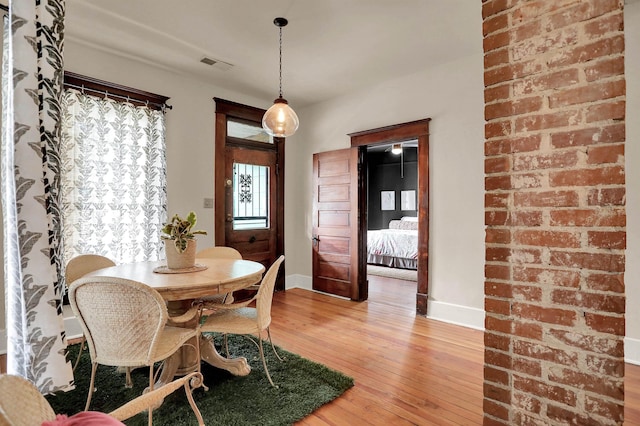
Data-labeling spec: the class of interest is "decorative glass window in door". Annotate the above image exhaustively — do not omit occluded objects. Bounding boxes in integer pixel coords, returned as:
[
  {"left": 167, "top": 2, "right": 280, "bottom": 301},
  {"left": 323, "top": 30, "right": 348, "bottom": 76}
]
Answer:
[{"left": 233, "top": 163, "right": 269, "bottom": 230}]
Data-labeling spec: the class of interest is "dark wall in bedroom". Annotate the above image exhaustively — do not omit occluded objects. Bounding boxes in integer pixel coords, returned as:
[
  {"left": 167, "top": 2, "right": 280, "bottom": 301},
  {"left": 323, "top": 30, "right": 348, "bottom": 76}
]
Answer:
[{"left": 367, "top": 147, "right": 418, "bottom": 230}]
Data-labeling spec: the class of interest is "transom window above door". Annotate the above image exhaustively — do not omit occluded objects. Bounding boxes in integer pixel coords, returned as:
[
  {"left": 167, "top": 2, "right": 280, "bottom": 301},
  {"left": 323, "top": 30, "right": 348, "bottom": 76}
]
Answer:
[{"left": 227, "top": 119, "right": 273, "bottom": 144}]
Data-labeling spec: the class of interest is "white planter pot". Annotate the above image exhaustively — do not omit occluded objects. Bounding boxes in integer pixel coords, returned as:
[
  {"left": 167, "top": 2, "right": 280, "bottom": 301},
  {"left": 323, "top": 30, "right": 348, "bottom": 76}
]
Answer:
[{"left": 164, "top": 239, "right": 197, "bottom": 269}]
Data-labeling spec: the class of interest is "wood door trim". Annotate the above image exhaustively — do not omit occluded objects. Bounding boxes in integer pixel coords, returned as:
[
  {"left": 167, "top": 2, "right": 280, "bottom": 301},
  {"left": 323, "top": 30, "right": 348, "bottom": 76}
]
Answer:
[{"left": 350, "top": 118, "right": 431, "bottom": 315}]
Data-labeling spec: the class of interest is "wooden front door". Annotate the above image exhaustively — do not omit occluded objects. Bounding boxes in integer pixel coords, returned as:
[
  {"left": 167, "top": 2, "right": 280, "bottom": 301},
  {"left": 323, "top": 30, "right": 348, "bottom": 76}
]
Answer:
[
  {"left": 224, "top": 145, "right": 278, "bottom": 266},
  {"left": 312, "top": 148, "right": 363, "bottom": 300}
]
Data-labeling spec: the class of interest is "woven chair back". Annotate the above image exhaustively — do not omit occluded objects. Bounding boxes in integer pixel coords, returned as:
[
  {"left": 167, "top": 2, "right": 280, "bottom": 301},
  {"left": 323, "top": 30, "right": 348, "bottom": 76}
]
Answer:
[
  {"left": 196, "top": 246, "right": 242, "bottom": 260},
  {"left": 0, "top": 374, "right": 56, "bottom": 425},
  {"left": 69, "top": 277, "right": 168, "bottom": 367},
  {"left": 255, "top": 256, "right": 285, "bottom": 329},
  {"left": 65, "top": 254, "right": 116, "bottom": 284}
]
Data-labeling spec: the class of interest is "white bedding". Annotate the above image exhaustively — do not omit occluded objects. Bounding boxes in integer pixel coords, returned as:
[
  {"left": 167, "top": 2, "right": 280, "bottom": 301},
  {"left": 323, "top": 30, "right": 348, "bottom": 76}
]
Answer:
[{"left": 367, "top": 228, "right": 418, "bottom": 270}]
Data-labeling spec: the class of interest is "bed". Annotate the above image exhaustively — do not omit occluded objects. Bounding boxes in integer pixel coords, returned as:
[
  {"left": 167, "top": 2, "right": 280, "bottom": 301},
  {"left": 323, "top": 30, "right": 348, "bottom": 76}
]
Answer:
[{"left": 367, "top": 217, "right": 418, "bottom": 270}]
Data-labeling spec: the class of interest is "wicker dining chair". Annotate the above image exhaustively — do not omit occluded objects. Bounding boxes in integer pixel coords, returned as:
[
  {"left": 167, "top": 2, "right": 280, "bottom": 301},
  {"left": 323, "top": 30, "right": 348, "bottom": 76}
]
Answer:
[
  {"left": 200, "top": 255, "right": 285, "bottom": 387},
  {"left": 68, "top": 276, "right": 202, "bottom": 423},
  {"left": 196, "top": 246, "right": 243, "bottom": 305},
  {"left": 65, "top": 254, "right": 117, "bottom": 374},
  {"left": 0, "top": 372, "right": 204, "bottom": 426}
]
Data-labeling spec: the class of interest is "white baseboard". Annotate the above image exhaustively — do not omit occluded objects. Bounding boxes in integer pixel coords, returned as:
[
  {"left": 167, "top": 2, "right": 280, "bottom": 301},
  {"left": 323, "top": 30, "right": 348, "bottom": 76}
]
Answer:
[
  {"left": 626, "top": 337, "right": 640, "bottom": 365},
  {"left": 427, "top": 299, "right": 485, "bottom": 331},
  {"left": 285, "top": 273, "right": 312, "bottom": 291}
]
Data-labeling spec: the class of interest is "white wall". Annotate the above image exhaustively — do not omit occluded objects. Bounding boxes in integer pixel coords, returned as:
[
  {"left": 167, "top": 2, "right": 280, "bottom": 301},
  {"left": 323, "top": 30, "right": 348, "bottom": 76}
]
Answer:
[
  {"left": 624, "top": 2, "right": 640, "bottom": 362},
  {"left": 285, "top": 51, "right": 487, "bottom": 327}
]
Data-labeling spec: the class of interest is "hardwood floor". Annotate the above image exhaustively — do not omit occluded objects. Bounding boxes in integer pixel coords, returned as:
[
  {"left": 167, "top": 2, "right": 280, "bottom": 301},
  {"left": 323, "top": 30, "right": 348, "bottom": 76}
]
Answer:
[{"left": 2, "top": 274, "right": 640, "bottom": 424}]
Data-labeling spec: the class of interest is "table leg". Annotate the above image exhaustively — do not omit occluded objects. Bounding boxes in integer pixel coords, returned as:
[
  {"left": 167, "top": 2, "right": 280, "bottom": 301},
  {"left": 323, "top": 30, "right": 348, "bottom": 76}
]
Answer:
[{"left": 200, "top": 334, "right": 251, "bottom": 376}]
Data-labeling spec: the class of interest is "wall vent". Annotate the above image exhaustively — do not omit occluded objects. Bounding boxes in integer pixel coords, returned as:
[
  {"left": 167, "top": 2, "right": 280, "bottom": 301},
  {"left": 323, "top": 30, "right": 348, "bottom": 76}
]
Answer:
[{"left": 200, "top": 56, "right": 233, "bottom": 71}]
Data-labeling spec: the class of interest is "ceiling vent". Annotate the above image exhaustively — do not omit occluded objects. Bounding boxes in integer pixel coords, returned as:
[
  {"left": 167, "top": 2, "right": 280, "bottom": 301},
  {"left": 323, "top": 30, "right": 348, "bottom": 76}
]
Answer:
[{"left": 199, "top": 56, "right": 233, "bottom": 71}]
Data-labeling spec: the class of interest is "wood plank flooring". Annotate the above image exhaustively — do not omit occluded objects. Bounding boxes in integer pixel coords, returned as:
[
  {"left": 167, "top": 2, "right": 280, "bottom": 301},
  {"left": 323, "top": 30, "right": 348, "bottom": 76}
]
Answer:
[{"left": 2, "top": 274, "right": 640, "bottom": 424}]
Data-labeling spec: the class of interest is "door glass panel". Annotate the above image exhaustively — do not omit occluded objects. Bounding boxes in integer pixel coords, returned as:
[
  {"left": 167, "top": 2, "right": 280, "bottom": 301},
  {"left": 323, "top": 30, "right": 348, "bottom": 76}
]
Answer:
[
  {"left": 227, "top": 119, "right": 273, "bottom": 143},
  {"left": 233, "top": 162, "right": 269, "bottom": 230}
]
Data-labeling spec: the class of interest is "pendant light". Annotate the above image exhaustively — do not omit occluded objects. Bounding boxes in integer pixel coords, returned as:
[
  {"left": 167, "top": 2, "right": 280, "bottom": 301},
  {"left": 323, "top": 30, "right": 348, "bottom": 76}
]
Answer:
[{"left": 262, "top": 17, "right": 299, "bottom": 138}]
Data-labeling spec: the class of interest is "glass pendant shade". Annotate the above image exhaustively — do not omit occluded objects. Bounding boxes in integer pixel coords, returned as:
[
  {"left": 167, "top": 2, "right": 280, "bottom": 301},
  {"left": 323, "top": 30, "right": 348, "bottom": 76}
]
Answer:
[
  {"left": 262, "top": 97, "right": 299, "bottom": 137},
  {"left": 391, "top": 143, "right": 402, "bottom": 155}
]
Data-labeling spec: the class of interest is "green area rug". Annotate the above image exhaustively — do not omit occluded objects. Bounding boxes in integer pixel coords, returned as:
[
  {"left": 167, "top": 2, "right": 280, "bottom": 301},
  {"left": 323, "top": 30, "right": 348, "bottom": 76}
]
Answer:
[{"left": 46, "top": 335, "right": 354, "bottom": 425}]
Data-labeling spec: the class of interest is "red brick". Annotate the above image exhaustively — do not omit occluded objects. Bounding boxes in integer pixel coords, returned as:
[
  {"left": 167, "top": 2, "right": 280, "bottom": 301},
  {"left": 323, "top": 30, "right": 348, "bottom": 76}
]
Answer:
[
  {"left": 485, "top": 83, "right": 511, "bottom": 103},
  {"left": 486, "top": 281, "right": 513, "bottom": 298},
  {"left": 486, "top": 193, "right": 509, "bottom": 208},
  {"left": 512, "top": 302, "right": 576, "bottom": 326},
  {"left": 514, "top": 230, "right": 580, "bottom": 248},
  {"left": 550, "top": 208, "right": 625, "bottom": 227},
  {"left": 483, "top": 415, "right": 510, "bottom": 426},
  {"left": 513, "top": 266, "right": 580, "bottom": 288},
  {"left": 547, "top": 35, "right": 625, "bottom": 68},
  {"left": 511, "top": 27, "right": 578, "bottom": 62},
  {"left": 484, "top": 31, "right": 511, "bottom": 52},
  {"left": 551, "top": 123, "right": 625, "bottom": 148},
  {"left": 548, "top": 367, "right": 623, "bottom": 399},
  {"left": 548, "top": 79, "right": 625, "bottom": 108},
  {"left": 587, "top": 187, "right": 626, "bottom": 206},
  {"left": 485, "top": 96, "right": 543, "bottom": 120},
  {"left": 486, "top": 175, "right": 511, "bottom": 191},
  {"left": 511, "top": 0, "right": 582, "bottom": 22},
  {"left": 512, "top": 58, "right": 545, "bottom": 79},
  {"left": 585, "top": 56, "right": 625, "bottom": 82},
  {"left": 513, "top": 375, "right": 577, "bottom": 406},
  {"left": 511, "top": 173, "right": 543, "bottom": 189},
  {"left": 513, "top": 358, "right": 542, "bottom": 377},
  {"left": 484, "top": 14, "right": 509, "bottom": 36},
  {"left": 485, "top": 365, "right": 510, "bottom": 386},
  {"left": 486, "top": 315, "right": 514, "bottom": 335},
  {"left": 584, "top": 272, "right": 624, "bottom": 293},
  {"left": 482, "top": 0, "right": 513, "bottom": 20},
  {"left": 587, "top": 231, "right": 626, "bottom": 250},
  {"left": 485, "top": 331, "right": 512, "bottom": 350},
  {"left": 548, "top": 329, "right": 624, "bottom": 357},
  {"left": 485, "top": 135, "right": 541, "bottom": 155},
  {"left": 486, "top": 264, "right": 511, "bottom": 280},
  {"left": 583, "top": 11, "right": 624, "bottom": 39},
  {"left": 486, "top": 210, "right": 509, "bottom": 226},
  {"left": 513, "top": 151, "right": 578, "bottom": 171},
  {"left": 510, "top": 248, "right": 542, "bottom": 264},
  {"left": 513, "top": 190, "right": 579, "bottom": 208},
  {"left": 550, "top": 166, "right": 624, "bottom": 187},
  {"left": 486, "top": 228, "right": 511, "bottom": 244},
  {"left": 485, "top": 156, "right": 511, "bottom": 174},
  {"left": 485, "top": 64, "right": 515, "bottom": 86},
  {"left": 547, "top": 404, "right": 606, "bottom": 426},
  {"left": 546, "top": 0, "right": 621, "bottom": 31},
  {"left": 549, "top": 250, "right": 625, "bottom": 272},
  {"left": 512, "top": 20, "right": 542, "bottom": 43},
  {"left": 515, "top": 110, "right": 580, "bottom": 133},
  {"left": 484, "top": 382, "right": 511, "bottom": 404},
  {"left": 585, "top": 313, "right": 625, "bottom": 335},
  {"left": 586, "top": 354, "right": 624, "bottom": 378},
  {"left": 508, "top": 211, "right": 543, "bottom": 227},
  {"left": 513, "top": 340, "right": 578, "bottom": 366},
  {"left": 512, "top": 392, "right": 542, "bottom": 414},
  {"left": 587, "top": 143, "right": 624, "bottom": 165},
  {"left": 586, "top": 99, "right": 625, "bottom": 122},
  {"left": 551, "top": 289, "right": 625, "bottom": 313},
  {"left": 512, "top": 69, "right": 579, "bottom": 96},
  {"left": 513, "top": 321, "right": 543, "bottom": 340},
  {"left": 512, "top": 285, "right": 543, "bottom": 302},
  {"left": 585, "top": 396, "right": 624, "bottom": 422},
  {"left": 485, "top": 121, "right": 512, "bottom": 139},
  {"left": 484, "top": 399, "right": 510, "bottom": 421},
  {"left": 486, "top": 246, "right": 511, "bottom": 261},
  {"left": 486, "top": 298, "right": 512, "bottom": 316}
]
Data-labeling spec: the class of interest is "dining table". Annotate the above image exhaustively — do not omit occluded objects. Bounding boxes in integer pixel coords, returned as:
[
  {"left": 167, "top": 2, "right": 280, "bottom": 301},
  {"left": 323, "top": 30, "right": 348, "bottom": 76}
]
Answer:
[{"left": 86, "top": 257, "right": 265, "bottom": 387}]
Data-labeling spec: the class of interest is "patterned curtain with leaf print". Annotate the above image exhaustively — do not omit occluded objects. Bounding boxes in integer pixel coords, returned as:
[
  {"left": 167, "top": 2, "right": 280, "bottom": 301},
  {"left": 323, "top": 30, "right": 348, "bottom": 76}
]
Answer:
[
  {"left": 60, "top": 89, "right": 167, "bottom": 266},
  {"left": 1, "top": 0, "right": 74, "bottom": 392}
]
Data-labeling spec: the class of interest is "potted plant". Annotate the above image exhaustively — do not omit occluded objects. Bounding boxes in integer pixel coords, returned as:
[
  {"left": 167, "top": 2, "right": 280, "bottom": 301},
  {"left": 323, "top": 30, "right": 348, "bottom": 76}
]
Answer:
[{"left": 161, "top": 211, "right": 207, "bottom": 269}]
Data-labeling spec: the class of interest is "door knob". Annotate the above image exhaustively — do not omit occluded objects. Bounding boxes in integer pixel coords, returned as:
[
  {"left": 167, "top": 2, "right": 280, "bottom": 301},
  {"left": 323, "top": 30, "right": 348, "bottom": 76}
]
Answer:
[{"left": 249, "top": 235, "right": 256, "bottom": 243}]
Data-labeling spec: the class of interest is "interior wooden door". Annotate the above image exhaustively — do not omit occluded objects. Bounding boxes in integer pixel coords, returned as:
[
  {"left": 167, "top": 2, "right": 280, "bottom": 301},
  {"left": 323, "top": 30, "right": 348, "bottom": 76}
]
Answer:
[
  {"left": 312, "top": 148, "right": 362, "bottom": 300},
  {"left": 224, "top": 145, "right": 277, "bottom": 267}
]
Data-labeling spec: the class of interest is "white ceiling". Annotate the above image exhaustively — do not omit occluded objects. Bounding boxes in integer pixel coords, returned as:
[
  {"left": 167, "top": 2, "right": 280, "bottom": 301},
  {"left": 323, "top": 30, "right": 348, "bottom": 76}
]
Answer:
[{"left": 65, "top": 0, "right": 481, "bottom": 108}]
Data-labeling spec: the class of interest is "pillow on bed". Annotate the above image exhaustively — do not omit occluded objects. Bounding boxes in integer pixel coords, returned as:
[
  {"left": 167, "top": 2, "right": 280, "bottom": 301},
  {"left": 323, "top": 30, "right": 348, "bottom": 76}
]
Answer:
[
  {"left": 401, "top": 216, "right": 418, "bottom": 222},
  {"left": 389, "top": 219, "right": 418, "bottom": 230}
]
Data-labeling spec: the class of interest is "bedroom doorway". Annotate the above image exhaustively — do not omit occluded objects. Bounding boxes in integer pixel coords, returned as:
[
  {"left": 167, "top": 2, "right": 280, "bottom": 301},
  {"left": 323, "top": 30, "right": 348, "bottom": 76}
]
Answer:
[{"left": 349, "top": 119, "right": 430, "bottom": 315}]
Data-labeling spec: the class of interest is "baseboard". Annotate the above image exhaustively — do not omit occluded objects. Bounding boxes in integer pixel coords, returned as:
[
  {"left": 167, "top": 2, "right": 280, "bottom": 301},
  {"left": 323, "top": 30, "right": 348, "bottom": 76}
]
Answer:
[
  {"left": 285, "top": 273, "right": 312, "bottom": 291},
  {"left": 427, "top": 299, "right": 485, "bottom": 331},
  {"left": 626, "top": 337, "right": 640, "bottom": 365}
]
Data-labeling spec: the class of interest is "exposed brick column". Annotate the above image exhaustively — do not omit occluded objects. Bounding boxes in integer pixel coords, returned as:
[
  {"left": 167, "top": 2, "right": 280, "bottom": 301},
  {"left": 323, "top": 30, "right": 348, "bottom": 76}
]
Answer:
[{"left": 482, "top": 0, "right": 626, "bottom": 424}]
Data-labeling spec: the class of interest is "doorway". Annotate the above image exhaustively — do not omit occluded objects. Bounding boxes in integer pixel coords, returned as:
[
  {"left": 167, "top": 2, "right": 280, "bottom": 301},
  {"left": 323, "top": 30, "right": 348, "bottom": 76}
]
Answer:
[
  {"left": 214, "top": 98, "right": 285, "bottom": 290},
  {"left": 350, "top": 119, "right": 430, "bottom": 315}
]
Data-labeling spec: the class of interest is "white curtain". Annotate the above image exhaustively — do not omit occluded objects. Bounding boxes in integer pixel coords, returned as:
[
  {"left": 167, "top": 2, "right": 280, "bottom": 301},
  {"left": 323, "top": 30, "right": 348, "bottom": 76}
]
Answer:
[
  {"left": 60, "top": 89, "right": 167, "bottom": 266},
  {"left": 1, "top": 0, "right": 73, "bottom": 392}
]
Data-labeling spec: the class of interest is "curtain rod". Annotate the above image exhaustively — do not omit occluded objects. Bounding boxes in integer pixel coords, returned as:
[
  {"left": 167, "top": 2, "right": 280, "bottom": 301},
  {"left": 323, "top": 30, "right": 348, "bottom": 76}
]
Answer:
[{"left": 64, "top": 83, "right": 173, "bottom": 112}]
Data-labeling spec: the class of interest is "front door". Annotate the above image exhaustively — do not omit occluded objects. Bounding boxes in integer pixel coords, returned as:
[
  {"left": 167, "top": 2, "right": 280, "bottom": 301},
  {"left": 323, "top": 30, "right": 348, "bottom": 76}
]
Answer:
[
  {"left": 224, "top": 145, "right": 277, "bottom": 267},
  {"left": 311, "top": 148, "right": 363, "bottom": 300}
]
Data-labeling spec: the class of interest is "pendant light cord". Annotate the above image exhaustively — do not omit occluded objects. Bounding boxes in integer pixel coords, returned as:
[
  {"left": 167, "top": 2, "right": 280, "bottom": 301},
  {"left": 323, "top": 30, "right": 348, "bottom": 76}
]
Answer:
[{"left": 278, "top": 25, "right": 283, "bottom": 98}]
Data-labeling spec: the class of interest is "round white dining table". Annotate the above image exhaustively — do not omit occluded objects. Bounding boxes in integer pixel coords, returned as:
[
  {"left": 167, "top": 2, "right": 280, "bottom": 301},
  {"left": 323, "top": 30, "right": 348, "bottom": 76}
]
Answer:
[{"left": 86, "top": 257, "right": 265, "bottom": 383}]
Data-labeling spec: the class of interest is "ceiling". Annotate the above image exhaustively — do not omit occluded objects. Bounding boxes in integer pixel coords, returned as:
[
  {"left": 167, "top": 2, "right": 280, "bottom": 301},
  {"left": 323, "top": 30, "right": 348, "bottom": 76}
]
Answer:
[{"left": 65, "top": 0, "right": 481, "bottom": 108}]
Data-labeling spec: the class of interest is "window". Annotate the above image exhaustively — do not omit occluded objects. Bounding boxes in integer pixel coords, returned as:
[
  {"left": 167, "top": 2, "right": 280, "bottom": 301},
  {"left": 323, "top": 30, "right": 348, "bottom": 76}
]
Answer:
[{"left": 60, "top": 73, "right": 169, "bottom": 266}]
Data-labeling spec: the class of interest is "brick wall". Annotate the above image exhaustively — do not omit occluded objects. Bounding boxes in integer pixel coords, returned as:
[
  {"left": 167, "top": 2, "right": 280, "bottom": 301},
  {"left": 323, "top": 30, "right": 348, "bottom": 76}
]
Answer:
[{"left": 482, "top": 0, "right": 626, "bottom": 424}]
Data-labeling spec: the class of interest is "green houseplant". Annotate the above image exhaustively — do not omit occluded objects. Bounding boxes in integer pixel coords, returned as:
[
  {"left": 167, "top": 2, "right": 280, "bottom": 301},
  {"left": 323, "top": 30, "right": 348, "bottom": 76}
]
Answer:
[{"left": 161, "top": 212, "right": 207, "bottom": 269}]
